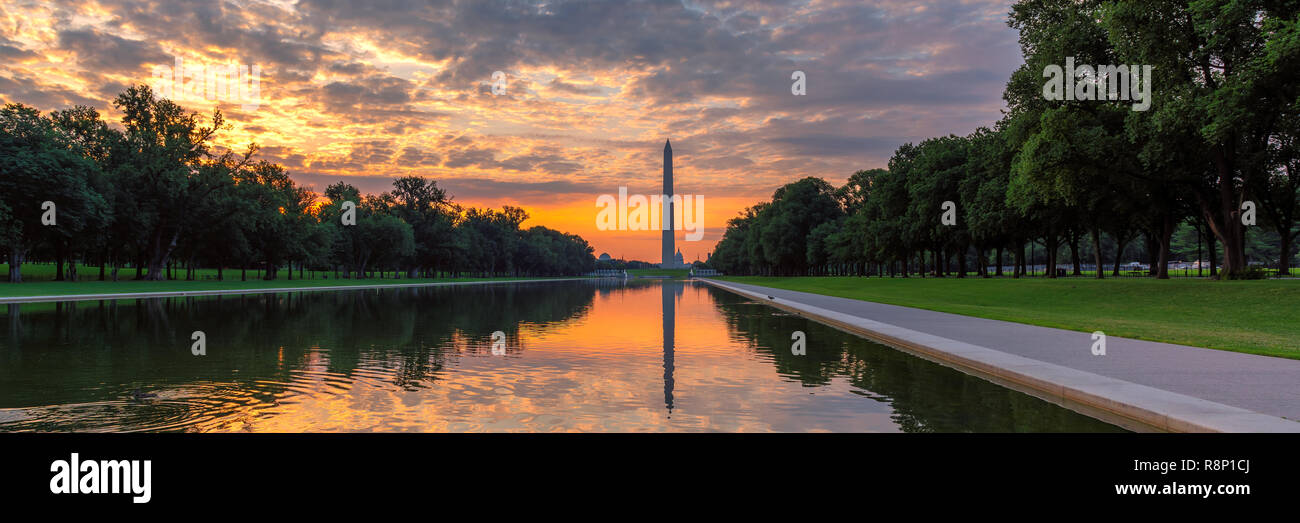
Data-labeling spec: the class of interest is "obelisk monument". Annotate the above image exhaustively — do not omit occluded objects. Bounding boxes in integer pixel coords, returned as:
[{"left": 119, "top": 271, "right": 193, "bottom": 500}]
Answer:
[{"left": 661, "top": 139, "right": 674, "bottom": 268}]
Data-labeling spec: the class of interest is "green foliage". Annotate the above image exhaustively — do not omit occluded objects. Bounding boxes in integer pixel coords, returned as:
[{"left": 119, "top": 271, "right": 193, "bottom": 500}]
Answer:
[
  {"left": 0, "top": 87, "right": 596, "bottom": 284},
  {"left": 712, "top": 0, "right": 1300, "bottom": 281},
  {"left": 711, "top": 178, "right": 843, "bottom": 276},
  {"left": 0, "top": 103, "right": 109, "bottom": 282}
]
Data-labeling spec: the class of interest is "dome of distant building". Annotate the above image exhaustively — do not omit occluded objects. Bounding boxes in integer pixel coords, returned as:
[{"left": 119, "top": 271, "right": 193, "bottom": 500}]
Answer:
[{"left": 598, "top": 253, "right": 612, "bottom": 261}]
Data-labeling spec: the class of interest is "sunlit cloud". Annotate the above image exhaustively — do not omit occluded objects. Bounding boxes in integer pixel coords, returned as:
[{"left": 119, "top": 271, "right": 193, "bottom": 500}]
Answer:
[{"left": 0, "top": 0, "right": 1022, "bottom": 260}]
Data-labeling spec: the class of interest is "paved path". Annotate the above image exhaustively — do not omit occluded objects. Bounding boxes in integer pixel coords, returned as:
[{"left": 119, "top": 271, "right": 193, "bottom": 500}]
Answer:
[{"left": 702, "top": 279, "right": 1300, "bottom": 431}]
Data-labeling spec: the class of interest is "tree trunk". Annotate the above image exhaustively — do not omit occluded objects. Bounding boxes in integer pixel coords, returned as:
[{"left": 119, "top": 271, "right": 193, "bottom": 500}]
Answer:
[
  {"left": 145, "top": 229, "right": 180, "bottom": 281},
  {"left": 1090, "top": 228, "right": 1104, "bottom": 279},
  {"left": 1199, "top": 179, "right": 1247, "bottom": 276},
  {"left": 1208, "top": 234, "right": 1218, "bottom": 277},
  {"left": 1044, "top": 235, "right": 1060, "bottom": 279},
  {"left": 1068, "top": 235, "right": 1082, "bottom": 276},
  {"left": 1278, "top": 230, "right": 1294, "bottom": 276},
  {"left": 1156, "top": 215, "right": 1175, "bottom": 279},
  {"left": 1113, "top": 232, "right": 1129, "bottom": 276},
  {"left": 7, "top": 249, "right": 23, "bottom": 283},
  {"left": 1012, "top": 243, "right": 1023, "bottom": 279},
  {"left": 957, "top": 245, "right": 967, "bottom": 278},
  {"left": 1145, "top": 232, "right": 1159, "bottom": 276}
]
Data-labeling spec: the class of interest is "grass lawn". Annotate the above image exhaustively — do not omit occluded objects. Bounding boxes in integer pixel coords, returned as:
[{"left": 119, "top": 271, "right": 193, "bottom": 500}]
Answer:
[
  {"left": 720, "top": 275, "right": 1300, "bottom": 359},
  {"left": 0, "top": 263, "right": 574, "bottom": 299}
]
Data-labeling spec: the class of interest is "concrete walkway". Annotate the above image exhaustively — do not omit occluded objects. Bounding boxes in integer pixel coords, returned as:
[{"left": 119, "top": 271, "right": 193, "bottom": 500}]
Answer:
[
  {"left": 701, "top": 279, "right": 1300, "bottom": 432},
  {"left": 0, "top": 278, "right": 586, "bottom": 304}
]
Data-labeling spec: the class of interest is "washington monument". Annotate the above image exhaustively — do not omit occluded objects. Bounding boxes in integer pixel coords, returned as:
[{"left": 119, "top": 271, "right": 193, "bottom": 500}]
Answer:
[{"left": 661, "top": 139, "right": 680, "bottom": 268}]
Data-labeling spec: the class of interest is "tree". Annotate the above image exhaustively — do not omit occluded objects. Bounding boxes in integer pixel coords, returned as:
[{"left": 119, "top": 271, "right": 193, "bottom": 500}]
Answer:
[
  {"left": 48, "top": 105, "right": 118, "bottom": 281},
  {"left": 112, "top": 85, "right": 247, "bottom": 280},
  {"left": 0, "top": 104, "right": 108, "bottom": 283},
  {"left": 1104, "top": 0, "right": 1300, "bottom": 276},
  {"left": 962, "top": 126, "right": 1018, "bottom": 276},
  {"left": 904, "top": 135, "right": 970, "bottom": 276},
  {"left": 386, "top": 176, "right": 456, "bottom": 277},
  {"left": 758, "top": 177, "right": 842, "bottom": 275}
]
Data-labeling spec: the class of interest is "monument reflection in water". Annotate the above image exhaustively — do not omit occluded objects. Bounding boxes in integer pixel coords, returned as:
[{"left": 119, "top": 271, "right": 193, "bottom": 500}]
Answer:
[{"left": 0, "top": 280, "right": 1122, "bottom": 432}]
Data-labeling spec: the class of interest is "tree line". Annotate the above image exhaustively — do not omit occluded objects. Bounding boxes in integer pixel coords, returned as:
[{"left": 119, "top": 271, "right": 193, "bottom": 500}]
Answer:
[
  {"left": 711, "top": 0, "right": 1300, "bottom": 279},
  {"left": 0, "top": 85, "right": 597, "bottom": 283}
]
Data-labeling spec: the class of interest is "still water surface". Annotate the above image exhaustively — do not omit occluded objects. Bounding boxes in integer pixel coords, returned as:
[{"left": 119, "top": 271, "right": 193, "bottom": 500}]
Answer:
[{"left": 0, "top": 280, "right": 1122, "bottom": 432}]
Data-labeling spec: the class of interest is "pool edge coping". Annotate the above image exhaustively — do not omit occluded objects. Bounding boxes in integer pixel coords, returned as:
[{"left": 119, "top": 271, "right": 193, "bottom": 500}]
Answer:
[
  {"left": 698, "top": 278, "right": 1299, "bottom": 433},
  {"left": 0, "top": 277, "right": 590, "bottom": 304}
]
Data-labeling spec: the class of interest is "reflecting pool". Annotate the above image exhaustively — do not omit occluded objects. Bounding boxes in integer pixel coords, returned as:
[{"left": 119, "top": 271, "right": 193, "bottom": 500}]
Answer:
[{"left": 0, "top": 280, "right": 1123, "bottom": 432}]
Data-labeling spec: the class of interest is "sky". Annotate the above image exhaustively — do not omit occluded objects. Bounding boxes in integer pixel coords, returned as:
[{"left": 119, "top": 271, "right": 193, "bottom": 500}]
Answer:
[{"left": 0, "top": 0, "right": 1024, "bottom": 262}]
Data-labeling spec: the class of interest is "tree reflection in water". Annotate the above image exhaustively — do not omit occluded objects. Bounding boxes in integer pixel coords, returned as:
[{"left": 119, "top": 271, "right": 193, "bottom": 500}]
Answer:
[{"left": 0, "top": 280, "right": 1123, "bottom": 432}]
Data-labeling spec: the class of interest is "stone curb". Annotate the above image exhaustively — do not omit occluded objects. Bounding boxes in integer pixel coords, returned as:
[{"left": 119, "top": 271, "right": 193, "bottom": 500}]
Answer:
[{"left": 699, "top": 278, "right": 1299, "bottom": 433}]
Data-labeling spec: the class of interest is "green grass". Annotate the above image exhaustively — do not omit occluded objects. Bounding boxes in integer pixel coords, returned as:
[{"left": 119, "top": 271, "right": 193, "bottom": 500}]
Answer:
[
  {"left": 720, "top": 275, "right": 1300, "bottom": 359},
  {"left": 0, "top": 263, "right": 572, "bottom": 299}
]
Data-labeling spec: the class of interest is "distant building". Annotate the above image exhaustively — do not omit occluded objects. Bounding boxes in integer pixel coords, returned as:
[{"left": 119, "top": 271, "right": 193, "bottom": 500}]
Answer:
[{"left": 598, "top": 253, "right": 612, "bottom": 262}]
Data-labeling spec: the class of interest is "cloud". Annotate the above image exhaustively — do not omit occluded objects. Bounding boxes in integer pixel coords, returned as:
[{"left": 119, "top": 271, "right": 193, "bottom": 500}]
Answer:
[
  {"left": 57, "top": 28, "right": 169, "bottom": 72},
  {"left": 3, "top": 0, "right": 1024, "bottom": 260}
]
